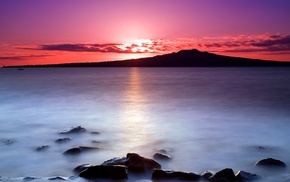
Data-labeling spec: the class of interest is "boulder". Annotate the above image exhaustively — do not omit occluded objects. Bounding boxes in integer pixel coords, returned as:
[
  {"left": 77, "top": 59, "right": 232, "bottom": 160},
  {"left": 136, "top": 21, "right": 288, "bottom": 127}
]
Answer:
[
  {"left": 59, "top": 126, "right": 86, "bottom": 134},
  {"left": 79, "top": 165, "right": 127, "bottom": 180},
  {"left": 126, "top": 153, "right": 161, "bottom": 172},
  {"left": 102, "top": 157, "right": 127, "bottom": 166},
  {"left": 254, "top": 158, "right": 286, "bottom": 168},
  {"left": 209, "top": 168, "right": 236, "bottom": 182},
  {"left": 152, "top": 169, "right": 200, "bottom": 181},
  {"left": 235, "top": 171, "right": 261, "bottom": 182},
  {"left": 55, "top": 138, "right": 71, "bottom": 143},
  {"left": 90, "top": 131, "right": 100, "bottom": 135},
  {"left": 153, "top": 152, "right": 171, "bottom": 160},
  {"left": 101, "top": 153, "right": 161, "bottom": 173}
]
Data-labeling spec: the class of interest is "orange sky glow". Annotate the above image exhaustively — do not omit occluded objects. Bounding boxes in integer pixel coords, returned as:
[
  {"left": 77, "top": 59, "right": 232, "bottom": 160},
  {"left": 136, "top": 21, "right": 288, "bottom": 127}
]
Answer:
[{"left": 1, "top": 0, "right": 290, "bottom": 66}]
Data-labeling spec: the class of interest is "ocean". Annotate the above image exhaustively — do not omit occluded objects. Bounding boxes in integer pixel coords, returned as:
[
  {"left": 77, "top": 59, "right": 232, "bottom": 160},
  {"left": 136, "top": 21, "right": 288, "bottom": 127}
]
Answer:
[{"left": 1, "top": 67, "right": 290, "bottom": 181}]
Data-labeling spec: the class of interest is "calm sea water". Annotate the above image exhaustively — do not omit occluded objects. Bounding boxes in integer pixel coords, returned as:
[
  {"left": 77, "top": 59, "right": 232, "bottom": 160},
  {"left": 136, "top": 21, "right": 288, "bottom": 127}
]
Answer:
[{"left": 1, "top": 67, "right": 290, "bottom": 181}]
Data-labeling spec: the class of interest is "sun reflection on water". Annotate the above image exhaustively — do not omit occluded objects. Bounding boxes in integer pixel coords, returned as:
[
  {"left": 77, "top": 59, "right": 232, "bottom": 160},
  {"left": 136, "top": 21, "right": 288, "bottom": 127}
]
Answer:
[{"left": 117, "top": 68, "right": 153, "bottom": 153}]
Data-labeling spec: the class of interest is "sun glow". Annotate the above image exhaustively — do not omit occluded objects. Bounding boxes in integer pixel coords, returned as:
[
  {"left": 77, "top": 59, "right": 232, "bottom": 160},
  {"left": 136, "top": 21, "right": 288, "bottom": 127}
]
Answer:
[{"left": 118, "top": 39, "right": 155, "bottom": 53}]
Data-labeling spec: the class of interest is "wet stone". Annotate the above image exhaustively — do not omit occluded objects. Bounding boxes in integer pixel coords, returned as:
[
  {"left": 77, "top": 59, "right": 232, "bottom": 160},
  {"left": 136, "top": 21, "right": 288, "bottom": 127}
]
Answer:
[
  {"left": 35, "top": 145, "right": 49, "bottom": 151},
  {"left": 63, "top": 147, "right": 82, "bottom": 155},
  {"left": 102, "top": 157, "right": 128, "bottom": 166},
  {"left": 209, "top": 168, "right": 236, "bottom": 182},
  {"left": 48, "top": 176, "right": 68, "bottom": 180},
  {"left": 59, "top": 126, "right": 86, "bottom": 134},
  {"left": 63, "top": 146, "right": 99, "bottom": 155},
  {"left": 126, "top": 153, "right": 161, "bottom": 173},
  {"left": 55, "top": 138, "right": 71, "bottom": 143},
  {"left": 255, "top": 158, "right": 286, "bottom": 168},
  {"left": 152, "top": 169, "right": 200, "bottom": 181},
  {"left": 153, "top": 152, "right": 171, "bottom": 160},
  {"left": 23, "top": 176, "right": 39, "bottom": 181},
  {"left": 235, "top": 170, "right": 262, "bottom": 182},
  {"left": 2, "top": 139, "right": 15, "bottom": 145},
  {"left": 202, "top": 171, "right": 214, "bottom": 180}
]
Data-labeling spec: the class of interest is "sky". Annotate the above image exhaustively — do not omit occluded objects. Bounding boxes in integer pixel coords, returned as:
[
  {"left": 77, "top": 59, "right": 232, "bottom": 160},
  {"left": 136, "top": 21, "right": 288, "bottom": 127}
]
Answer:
[{"left": 1, "top": 0, "right": 290, "bottom": 66}]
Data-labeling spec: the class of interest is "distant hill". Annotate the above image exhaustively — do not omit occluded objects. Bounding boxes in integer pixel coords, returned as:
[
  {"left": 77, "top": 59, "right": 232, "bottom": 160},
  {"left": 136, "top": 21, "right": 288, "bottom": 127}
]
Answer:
[{"left": 6, "top": 49, "right": 290, "bottom": 67}]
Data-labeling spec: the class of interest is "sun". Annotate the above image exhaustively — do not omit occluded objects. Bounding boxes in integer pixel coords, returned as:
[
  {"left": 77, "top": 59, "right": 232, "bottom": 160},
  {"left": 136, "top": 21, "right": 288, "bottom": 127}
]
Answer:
[
  {"left": 118, "top": 39, "right": 155, "bottom": 53},
  {"left": 131, "top": 47, "right": 138, "bottom": 52}
]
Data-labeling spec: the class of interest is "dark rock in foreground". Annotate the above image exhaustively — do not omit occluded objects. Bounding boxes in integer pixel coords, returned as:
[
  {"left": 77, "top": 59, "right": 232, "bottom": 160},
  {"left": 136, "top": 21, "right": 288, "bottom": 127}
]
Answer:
[
  {"left": 235, "top": 170, "right": 262, "bottom": 182},
  {"left": 79, "top": 165, "right": 128, "bottom": 180},
  {"left": 102, "top": 157, "right": 128, "bottom": 166},
  {"left": 209, "top": 168, "right": 236, "bottom": 182},
  {"left": 126, "top": 153, "right": 161, "bottom": 172},
  {"left": 153, "top": 152, "right": 171, "bottom": 160},
  {"left": 152, "top": 169, "right": 200, "bottom": 181},
  {"left": 59, "top": 126, "right": 86, "bottom": 134},
  {"left": 101, "top": 153, "right": 161, "bottom": 173},
  {"left": 255, "top": 158, "right": 286, "bottom": 168},
  {"left": 63, "top": 146, "right": 99, "bottom": 155}
]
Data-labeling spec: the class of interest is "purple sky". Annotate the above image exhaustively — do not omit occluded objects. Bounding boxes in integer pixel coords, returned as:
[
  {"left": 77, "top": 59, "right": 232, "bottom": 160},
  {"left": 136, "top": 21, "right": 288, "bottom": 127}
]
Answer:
[{"left": 1, "top": 0, "right": 290, "bottom": 66}]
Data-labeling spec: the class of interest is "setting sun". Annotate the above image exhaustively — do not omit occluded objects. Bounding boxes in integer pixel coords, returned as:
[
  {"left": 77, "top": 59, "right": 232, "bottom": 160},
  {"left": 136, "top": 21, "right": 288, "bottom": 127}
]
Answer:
[{"left": 118, "top": 39, "right": 155, "bottom": 53}]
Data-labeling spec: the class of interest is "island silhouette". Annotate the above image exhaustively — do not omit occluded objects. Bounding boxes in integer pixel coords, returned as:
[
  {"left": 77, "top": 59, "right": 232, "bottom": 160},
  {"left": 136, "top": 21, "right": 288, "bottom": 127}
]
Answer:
[{"left": 6, "top": 49, "right": 290, "bottom": 67}]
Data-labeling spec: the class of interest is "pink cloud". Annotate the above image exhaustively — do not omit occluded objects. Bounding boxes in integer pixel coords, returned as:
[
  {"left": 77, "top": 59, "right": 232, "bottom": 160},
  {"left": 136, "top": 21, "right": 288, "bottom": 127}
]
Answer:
[{"left": 14, "top": 33, "right": 290, "bottom": 56}]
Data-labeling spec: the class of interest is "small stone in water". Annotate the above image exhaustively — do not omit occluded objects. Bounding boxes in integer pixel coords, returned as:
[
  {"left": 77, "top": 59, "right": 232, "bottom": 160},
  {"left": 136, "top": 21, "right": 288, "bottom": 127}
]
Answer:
[{"left": 35, "top": 145, "right": 49, "bottom": 151}]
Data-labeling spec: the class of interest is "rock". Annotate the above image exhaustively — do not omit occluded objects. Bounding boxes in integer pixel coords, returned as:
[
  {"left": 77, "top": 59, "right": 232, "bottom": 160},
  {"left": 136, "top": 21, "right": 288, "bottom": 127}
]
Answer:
[
  {"left": 152, "top": 169, "right": 200, "bottom": 181},
  {"left": 90, "top": 131, "right": 100, "bottom": 135},
  {"left": 74, "top": 164, "right": 93, "bottom": 174},
  {"left": 92, "top": 140, "right": 102, "bottom": 144},
  {"left": 23, "top": 176, "right": 39, "bottom": 181},
  {"left": 101, "top": 153, "right": 161, "bottom": 173},
  {"left": 59, "top": 126, "right": 86, "bottom": 134},
  {"left": 209, "top": 168, "right": 236, "bottom": 182},
  {"left": 235, "top": 171, "right": 261, "bottom": 182},
  {"left": 35, "top": 145, "right": 49, "bottom": 151},
  {"left": 63, "top": 147, "right": 81, "bottom": 155},
  {"left": 202, "top": 171, "right": 214, "bottom": 180},
  {"left": 48, "top": 176, "right": 68, "bottom": 180},
  {"left": 102, "top": 157, "right": 128, "bottom": 166},
  {"left": 153, "top": 152, "right": 171, "bottom": 160},
  {"left": 2, "top": 139, "right": 15, "bottom": 145},
  {"left": 157, "top": 149, "right": 168, "bottom": 154},
  {"left": 254, "top": 158, "right": 286, "bottom": 168},
  {"left": 63, "top": 146, "right": 99, "bottom": 155},
  {"left": 258, "top": 146, "right": 265, "bottom": 150},
  {"left": 55, "top": 138, "right": 71, "bottom": 143},
  {"left": 126, "top": 153, "right": 161, "bottom": 172},
  {"left": 79, "top": 165, "right": 128, "bottom": 180}
]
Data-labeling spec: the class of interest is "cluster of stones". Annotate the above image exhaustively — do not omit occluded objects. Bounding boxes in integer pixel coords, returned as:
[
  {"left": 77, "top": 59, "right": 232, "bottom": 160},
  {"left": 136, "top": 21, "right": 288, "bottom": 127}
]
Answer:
[
  {"left": 74, "top": 152, "right": 287, "bottom": 182},
  {"left": 2, "top": 126, "right": 288, "bottom": 181},
  {"left": 33, "top": 126, "right": 101, "bottom": 154}
]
